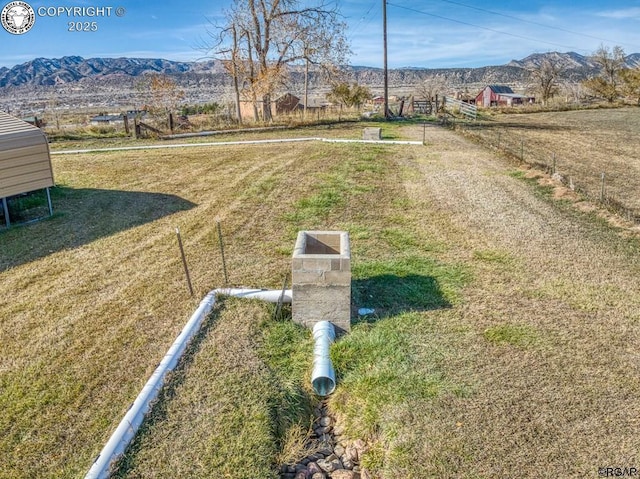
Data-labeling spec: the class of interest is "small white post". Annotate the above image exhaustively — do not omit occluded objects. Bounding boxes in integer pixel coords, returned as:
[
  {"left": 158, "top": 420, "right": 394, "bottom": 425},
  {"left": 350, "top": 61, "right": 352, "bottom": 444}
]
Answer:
[
  {"left": 2, "top": 197, "right": 9, "bottom": 227},
  {"left": 46, "top": 187, "right": 53, "bottom": 216}
]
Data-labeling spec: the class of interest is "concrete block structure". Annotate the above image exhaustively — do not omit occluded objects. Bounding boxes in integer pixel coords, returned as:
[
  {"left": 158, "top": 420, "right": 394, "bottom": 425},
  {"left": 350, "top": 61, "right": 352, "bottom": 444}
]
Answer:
[
  {"left": 363, "top": 127, "right": 382, "bottom": 141},
  {"left": 292, "top": 231, "right": 351, "bottom": 333}
]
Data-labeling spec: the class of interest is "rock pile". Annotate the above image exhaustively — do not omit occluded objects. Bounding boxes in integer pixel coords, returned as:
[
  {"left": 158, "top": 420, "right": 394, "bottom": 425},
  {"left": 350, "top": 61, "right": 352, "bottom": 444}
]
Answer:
[{"left": 279, "top": 401, "right": 371, "bottom": 479}]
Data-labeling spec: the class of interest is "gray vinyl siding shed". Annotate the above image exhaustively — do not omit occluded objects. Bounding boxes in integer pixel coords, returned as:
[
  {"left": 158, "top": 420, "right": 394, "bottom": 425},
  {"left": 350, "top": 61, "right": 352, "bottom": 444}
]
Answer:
[{"left": 0, "top": 111, "right": 53, "bottom": 199}]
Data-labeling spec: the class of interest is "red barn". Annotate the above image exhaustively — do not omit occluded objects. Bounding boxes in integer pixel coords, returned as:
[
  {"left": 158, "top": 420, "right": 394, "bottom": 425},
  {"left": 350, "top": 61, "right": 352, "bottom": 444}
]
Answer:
[{"left": 476, "top": 85, "right": 534, "bottom": 107}]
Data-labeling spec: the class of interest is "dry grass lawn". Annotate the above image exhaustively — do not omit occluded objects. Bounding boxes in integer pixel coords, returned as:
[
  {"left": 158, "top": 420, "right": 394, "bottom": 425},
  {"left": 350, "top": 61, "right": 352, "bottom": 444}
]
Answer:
[
  {"left": 2, "top": 120, "right": 640, "bottom": 478},
  {"left": 2, "top": 128, "right": 431, "bottom": 478},
  {"left": 461, "top": 107, "right": 640, "bottom": 218},
  {"left": 372, "top": 123, "right": 640, "bottom": 478}
]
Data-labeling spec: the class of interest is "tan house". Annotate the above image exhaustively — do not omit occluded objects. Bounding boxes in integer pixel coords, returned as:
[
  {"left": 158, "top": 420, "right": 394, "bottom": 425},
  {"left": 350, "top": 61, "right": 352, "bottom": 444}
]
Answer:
[
  {"left": 0, "top": 111, "right": 54, "bottom": 226},
  {"left": 239, "top": 93, "right": 302, "bottom": 121}
]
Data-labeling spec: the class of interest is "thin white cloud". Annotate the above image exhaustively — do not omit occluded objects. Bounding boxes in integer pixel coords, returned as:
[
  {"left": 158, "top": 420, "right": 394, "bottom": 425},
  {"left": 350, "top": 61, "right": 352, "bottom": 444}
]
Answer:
[
  {"left": 597, "top": 7, "right": 640, "bottom": 20},
  {"left": 124, "top": 22, "right": 211, "bottom": 40},
  {"left": 92, "top": 50, "right": 203, "bottom": 62}
]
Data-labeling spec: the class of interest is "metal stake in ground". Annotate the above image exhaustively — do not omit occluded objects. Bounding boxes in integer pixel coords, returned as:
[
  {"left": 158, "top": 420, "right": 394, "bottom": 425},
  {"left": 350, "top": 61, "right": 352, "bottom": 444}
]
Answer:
[
  {"left": 273, "top": 273, "right": 289, "bottom": 321},
  {"left": 216, "top": 221, "right": 229, "bottom": 287},
  {"left": 175, "top": 227, "right": 194, "bottom": 296},
  {"left": 600, "top": 172, "right": 606, "bottom": 202}
]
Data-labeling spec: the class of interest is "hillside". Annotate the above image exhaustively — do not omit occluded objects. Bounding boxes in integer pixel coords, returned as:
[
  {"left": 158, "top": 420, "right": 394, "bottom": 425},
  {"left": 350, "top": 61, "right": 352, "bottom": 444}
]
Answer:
[
  {"left": 0, "top": 56, "right": 220, "bottom": 88},
  {"left": 0, "top": 52, "right": 638, "bottom": 112}
]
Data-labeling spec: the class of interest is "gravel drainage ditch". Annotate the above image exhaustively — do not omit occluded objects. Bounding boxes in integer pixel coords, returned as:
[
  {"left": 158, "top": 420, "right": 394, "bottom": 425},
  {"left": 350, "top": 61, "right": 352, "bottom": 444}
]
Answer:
[{"left": 279, "top": 400, "right": 370, "bottom": 479}]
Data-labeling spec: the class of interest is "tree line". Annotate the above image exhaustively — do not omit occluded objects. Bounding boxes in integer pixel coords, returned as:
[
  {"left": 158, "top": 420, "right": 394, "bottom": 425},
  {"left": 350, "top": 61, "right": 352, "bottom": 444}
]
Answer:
[
  {"left": 530, "top": 45, "right": 640, "bottom": 105},
  {"left": 207, "top": 0, "right": 349, "bottom": 123}
]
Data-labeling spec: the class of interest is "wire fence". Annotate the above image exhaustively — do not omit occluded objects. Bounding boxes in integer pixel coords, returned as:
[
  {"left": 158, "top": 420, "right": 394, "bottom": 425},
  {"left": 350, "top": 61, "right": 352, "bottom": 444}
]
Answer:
[{"left": 443, "top": 118, "right": 640, "bottom": 224}]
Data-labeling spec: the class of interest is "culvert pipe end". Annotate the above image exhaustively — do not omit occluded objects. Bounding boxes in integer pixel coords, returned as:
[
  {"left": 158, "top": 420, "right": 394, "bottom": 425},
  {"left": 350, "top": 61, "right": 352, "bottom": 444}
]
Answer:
[{"left": 311, "top": 321, "right": 336, "bottom": 396}]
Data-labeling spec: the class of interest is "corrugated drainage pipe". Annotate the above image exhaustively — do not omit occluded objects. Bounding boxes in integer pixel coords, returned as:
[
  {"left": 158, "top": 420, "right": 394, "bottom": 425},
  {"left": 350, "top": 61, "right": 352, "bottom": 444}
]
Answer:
[
  {"left": 311, "top": 321, "right": 336, "bottom": 396},
  {"left": 85, "top": 287, "right": 292, "bottom": 479}
]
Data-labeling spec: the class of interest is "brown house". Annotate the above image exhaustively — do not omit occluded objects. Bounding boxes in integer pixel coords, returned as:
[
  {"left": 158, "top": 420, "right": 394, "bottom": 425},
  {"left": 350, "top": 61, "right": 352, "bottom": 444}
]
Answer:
[
  {"left": 476, "top": 85, "right": 535, "bottom": 107},
  {"left": 239, "top": 93, "right": 302, "bottom": 121}
]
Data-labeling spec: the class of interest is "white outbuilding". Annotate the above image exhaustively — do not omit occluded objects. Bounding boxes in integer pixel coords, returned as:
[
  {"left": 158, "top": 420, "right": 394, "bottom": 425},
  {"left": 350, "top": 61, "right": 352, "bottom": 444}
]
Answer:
[{"left": 0, "top": 111, "right": 54, "bottom": 227}]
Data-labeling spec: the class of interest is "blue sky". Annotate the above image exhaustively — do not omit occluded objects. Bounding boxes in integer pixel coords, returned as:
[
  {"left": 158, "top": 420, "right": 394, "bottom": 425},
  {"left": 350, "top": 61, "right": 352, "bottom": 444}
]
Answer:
[{"left": 1, "top": 0, "right": 640, "bottom": 69}]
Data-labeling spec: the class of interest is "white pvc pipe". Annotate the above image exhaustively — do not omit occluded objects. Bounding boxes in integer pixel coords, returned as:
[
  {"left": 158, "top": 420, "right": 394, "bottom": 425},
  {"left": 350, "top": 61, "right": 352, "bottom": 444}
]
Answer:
[
  {"left": 321, "top": 138, "right": 423, "bottom": 145},
  {"left": 85, "top": 287, "right": 291, "bottom": 479},
  {"left": 51, "top": 137, "right": 423, "bottom": 155},
  {"left": 218, "top": 287, "right": 292, "bottom": 303},
  {"left": 311, "top": 321, "right": 337, "bottom": 396}
]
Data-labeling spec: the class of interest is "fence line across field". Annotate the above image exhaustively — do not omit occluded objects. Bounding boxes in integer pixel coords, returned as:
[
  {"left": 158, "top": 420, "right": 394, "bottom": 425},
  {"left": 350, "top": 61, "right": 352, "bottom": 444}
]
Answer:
[{"left": 449, "top": 120, "right": 639, "bottom": 224}]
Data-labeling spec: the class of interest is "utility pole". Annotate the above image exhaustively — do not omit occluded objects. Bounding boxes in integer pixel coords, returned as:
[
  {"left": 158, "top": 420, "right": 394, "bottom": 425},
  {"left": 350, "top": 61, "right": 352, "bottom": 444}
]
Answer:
[{"left": 383, "top": 0, "right": 389, "bottom": 119}]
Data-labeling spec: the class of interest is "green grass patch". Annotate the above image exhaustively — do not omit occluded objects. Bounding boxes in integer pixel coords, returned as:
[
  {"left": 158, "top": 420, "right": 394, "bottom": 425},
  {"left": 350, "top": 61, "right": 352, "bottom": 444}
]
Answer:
[
  {"left": 283, "top": 173, "right": 349, "bottom": 226},
  {"left": 483, "top": 323, "right": 539, "bottom": 347},
  {"left": 508, "top": 169, "right": 556, "bottom": 198},
  {"left": 258, "top": 313, "right": 317, "bottom": 462},
  {"left": 330, "top": 312, "right": 462, "bottom": 441},
  {"left": 113, "top": 299, "right": 313, "bottom": 479},
  {"left": 472, "top": 248, "right": 517, "bottom": 267}
]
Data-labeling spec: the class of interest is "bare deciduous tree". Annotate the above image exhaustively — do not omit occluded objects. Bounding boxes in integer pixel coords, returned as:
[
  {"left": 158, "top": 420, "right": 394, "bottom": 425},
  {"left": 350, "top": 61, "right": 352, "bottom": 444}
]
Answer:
[
  {"left": 583, "top": 45, "right": 627, "bottom": 102},
  {"left": 415, "top": 74, "right": 447, "bottom": 102},
  {"left": 620, "top": 66, "right": 640, "bottom": 105},
  {"left": 207, "top": 0, "right": 348, "bottom": 123},
  {"left": 147, "top": 74, "right": 185, "bottom": 115},
  {"left": 297, "top": 15, "right": 349, "bottom": 118},
  {"left": 560, "top": 79, "right": 587, "bottom": 104},
  {"left": 528, "top": 57, "right": 564, "bottom": 105}
]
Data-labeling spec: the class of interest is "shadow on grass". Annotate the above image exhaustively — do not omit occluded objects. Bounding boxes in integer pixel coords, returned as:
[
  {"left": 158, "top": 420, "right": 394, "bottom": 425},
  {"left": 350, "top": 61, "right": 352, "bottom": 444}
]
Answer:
[
  {"left": 465, "top": 121, "right": 573, "bottom": 132},
  {"left": 0, "top": 186, "right": 196, "bottom": 270},
  {"left": 351, "top": 273, "right": 451, "bottom": 324}
]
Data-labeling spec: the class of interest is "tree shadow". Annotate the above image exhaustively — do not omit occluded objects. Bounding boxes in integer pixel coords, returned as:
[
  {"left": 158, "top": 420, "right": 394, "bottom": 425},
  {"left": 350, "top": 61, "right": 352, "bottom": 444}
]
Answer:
[
  {"left": 351, "top": 273, "right": 451, "bottom": 324},
  {"left": 0, "top": 186, "right": 196, "bottom": 270},
  {"left": 470, "top": 121, "right": 573, "bottom": 132}
]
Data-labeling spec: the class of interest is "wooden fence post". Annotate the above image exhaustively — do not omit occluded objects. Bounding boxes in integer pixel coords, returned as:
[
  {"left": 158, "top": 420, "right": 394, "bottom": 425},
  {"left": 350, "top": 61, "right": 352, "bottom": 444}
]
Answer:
[{"left": 123, "top": 114, "right": 130, "bottom": 135}]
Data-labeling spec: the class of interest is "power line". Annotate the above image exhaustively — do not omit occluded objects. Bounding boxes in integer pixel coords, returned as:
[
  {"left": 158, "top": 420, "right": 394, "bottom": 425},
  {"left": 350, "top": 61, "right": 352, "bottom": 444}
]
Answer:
[
  {"left": 387, "top": 2, "right": 588, "bottom": 53},
  {"left": 433, "top": 0, "right": 637, "bottom": 49},
  {"left": 347, "top": 0, "right": 380, "bottom": 41}
]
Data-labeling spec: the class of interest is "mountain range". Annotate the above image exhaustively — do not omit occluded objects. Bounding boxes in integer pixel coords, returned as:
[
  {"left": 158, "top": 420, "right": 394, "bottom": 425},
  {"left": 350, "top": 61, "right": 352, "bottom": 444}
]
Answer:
[
  {"left": 2, "top": 52, "right": 640, "bottom": 113},
  {"left": 2, "top": 52, "right": 640, "bottom": 89}
]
